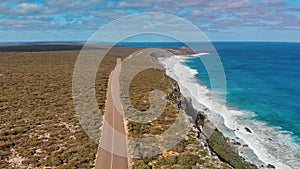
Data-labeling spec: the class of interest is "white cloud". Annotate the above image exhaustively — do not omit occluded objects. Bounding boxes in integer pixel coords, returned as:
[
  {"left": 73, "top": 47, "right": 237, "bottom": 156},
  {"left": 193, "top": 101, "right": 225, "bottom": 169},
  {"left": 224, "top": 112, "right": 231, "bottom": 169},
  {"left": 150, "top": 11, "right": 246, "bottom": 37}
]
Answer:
[
  {"left": 0, "top": 0, "right": 299, "bottom": 33},
  {"left": 45, "top": 0, "right": 103, "bottom": 9},
  {"left": 13, "top": 3, "right": 43, "bottom": 14}
]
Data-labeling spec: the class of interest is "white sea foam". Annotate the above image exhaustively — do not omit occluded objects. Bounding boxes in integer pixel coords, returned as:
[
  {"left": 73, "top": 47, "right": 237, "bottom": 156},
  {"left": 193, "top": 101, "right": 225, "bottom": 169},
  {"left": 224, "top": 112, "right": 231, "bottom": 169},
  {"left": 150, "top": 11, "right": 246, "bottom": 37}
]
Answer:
[
  {"left": 160, "top": 54, "right": 300, "bottom": 169},
  {"left": 190, "top": 52, "right": 210, "bottom": 57}
]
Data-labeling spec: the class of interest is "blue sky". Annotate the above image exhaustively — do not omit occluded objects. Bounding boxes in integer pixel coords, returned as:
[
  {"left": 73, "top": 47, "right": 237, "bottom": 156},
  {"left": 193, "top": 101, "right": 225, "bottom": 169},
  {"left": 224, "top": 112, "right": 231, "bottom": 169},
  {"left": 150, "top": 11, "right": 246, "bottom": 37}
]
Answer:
[{"left": 0, "top": 0, "right": 300, "bottom": 42}]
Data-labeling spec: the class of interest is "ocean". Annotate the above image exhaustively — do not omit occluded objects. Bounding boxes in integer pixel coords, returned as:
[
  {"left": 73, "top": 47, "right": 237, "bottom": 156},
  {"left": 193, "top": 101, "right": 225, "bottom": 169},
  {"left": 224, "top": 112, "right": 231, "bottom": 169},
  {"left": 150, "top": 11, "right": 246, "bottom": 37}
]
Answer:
[{"left": 159, "top": 42, "right": 300, "bottom": 169}]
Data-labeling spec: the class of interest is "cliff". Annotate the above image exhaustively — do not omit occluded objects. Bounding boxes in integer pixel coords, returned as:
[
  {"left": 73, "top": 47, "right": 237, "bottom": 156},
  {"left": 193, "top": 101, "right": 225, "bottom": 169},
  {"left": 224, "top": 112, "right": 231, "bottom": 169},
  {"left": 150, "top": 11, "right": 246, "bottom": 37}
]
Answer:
[{"left": 181, "top": 97, "right": 258, "bottom": 169}]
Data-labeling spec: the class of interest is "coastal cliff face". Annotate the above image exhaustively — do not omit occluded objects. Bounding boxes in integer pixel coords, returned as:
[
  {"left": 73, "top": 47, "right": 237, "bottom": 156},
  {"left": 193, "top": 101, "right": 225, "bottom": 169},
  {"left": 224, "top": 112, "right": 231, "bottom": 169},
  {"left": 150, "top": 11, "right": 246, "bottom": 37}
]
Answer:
[
  {"left": 150, "top": 48, "right": 258, "bottom": 169},
  {"left": 181, "top": 97, "right": 258, "bottom": 169}
]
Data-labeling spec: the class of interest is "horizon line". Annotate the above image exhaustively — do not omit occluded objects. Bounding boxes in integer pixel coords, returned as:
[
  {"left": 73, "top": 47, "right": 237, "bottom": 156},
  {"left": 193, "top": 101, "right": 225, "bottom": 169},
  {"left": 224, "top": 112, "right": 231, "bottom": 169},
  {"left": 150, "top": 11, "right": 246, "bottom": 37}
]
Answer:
[{"left": 0, "top": 40, "right": 300, "bottom": 44}]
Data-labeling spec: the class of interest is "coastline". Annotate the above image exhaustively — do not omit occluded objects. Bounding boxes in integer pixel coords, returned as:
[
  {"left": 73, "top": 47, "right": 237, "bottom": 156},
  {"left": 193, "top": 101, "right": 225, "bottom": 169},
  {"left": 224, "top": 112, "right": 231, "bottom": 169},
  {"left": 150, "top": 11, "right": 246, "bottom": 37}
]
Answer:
[
  {"left": 151, "top": 48, "right": 261, "bottom": 169},
  {"left": 153, "top": 46, "right": 300, "bottom": 169}
]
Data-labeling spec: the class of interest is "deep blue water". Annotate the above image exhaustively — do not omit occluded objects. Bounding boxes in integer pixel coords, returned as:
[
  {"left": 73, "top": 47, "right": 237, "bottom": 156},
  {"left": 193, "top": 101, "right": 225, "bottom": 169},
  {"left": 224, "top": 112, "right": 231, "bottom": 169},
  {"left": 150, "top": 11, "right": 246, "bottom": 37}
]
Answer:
[
  {"left": 116, "top": 41, "right": 186, "bottom": 48},
  {"left": 184, "top": 42, "right": 300, "bottom": 144}
]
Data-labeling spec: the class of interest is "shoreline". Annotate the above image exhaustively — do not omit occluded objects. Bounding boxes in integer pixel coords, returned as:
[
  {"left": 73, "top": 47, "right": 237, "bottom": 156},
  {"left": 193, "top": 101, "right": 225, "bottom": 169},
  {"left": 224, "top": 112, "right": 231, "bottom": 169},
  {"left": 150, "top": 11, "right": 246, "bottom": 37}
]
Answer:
[
  {"left": 153, "top": 47, "right": 300, "bottom": 169},
  {"left": 151, "top": 48, "right": 263, "bottom": 169},
  {"left": 158, "top": 50, "right": 300, "bottom": 169}
]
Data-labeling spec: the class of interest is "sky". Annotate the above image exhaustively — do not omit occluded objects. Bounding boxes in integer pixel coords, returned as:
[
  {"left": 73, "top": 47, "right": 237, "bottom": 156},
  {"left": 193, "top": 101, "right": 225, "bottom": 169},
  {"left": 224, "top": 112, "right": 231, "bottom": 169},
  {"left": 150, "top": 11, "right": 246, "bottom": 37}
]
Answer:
[{"left": 0, "top": 0, "right": 300, "bottom": 42}]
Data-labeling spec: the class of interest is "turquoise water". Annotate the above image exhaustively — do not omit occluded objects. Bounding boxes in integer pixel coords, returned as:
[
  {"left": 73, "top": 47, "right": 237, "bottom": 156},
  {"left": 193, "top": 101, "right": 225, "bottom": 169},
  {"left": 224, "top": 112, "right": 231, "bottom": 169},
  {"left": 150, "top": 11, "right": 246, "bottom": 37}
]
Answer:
[{"left": 184, "top": 42, "right": 300, "bottom": 144}]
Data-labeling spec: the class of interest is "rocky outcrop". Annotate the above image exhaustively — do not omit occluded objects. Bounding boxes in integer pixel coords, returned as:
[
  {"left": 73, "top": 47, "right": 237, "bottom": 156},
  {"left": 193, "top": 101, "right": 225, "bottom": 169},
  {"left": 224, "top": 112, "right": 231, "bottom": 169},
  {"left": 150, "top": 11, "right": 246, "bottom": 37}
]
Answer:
[
  {"left": 267, "top": 164, "right": 276, "bottom": 168},
  {"left": 166, "top": 46, "right": 196, "bottom": 55},
  {"left": 180, "top": 97, "right": 258, "bottom": 169},
  {"left": 245, "top": 127, "right": 252, "bottom": 133}
]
